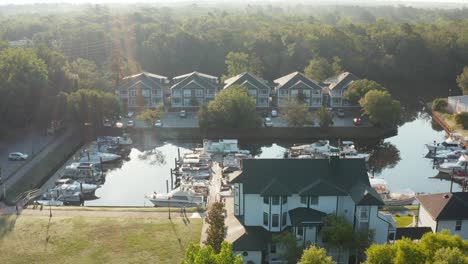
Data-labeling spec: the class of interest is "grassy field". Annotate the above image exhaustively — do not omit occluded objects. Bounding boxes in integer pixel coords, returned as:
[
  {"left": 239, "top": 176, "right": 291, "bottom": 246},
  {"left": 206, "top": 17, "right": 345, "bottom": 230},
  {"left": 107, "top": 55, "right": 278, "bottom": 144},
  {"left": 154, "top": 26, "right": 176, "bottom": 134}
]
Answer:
[
  {"left": 0, "top": 214, "right": 202, "bottom": 264},
  {"left": 394, "top": 214, "right": 414, "bottom": 227}
]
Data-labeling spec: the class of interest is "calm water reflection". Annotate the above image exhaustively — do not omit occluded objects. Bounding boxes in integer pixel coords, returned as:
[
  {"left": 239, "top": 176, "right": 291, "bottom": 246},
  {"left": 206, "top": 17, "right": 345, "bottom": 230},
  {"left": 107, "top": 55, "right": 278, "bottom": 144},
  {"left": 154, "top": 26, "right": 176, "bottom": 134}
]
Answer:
[{"left": 87, "top": 112, "right": 460, "bottom": 206}]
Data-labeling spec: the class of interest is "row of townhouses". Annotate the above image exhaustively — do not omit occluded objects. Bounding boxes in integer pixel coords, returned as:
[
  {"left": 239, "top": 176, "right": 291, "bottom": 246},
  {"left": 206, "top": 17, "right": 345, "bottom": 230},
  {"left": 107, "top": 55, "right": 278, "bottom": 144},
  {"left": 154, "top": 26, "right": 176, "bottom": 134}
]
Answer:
[
  {"left": 117, "top": 71, "right": 360, "bottom": 110},
  {"left": 226, "top": 157, "right": 395, "bottom": 264}
]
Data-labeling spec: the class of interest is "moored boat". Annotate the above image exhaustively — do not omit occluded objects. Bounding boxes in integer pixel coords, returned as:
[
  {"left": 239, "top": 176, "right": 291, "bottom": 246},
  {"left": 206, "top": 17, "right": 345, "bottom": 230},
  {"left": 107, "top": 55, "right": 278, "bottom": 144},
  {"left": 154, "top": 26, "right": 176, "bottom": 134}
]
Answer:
[
  {"left": 370, "top": 178, "right": 415, "bottom": 206},
  {"left": 145, "top": 187, "right": 204, "bottom": 207}
]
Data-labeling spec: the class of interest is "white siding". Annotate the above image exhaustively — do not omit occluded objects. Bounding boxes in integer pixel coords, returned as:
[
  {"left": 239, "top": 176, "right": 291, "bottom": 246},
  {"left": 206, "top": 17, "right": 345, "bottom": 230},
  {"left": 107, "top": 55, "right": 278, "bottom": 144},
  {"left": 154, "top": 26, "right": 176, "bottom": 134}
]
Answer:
[
  {"left": 437, "top": 219, "right": 468, "bottom": 240},
  {"left": 418, "top": 206, "right": 437, "bottom": 232},
  {"left": 234, "top": 251, "right": 262, "bottom": 264},
  {"left": 369, "top": 206, "right": 390, "bottom": 244},
  {"left": 337, "top": 196, "right": 355, "bottom": 223},
  {"left": 244, "top": 194, "right": 263, "bottom": 226}
]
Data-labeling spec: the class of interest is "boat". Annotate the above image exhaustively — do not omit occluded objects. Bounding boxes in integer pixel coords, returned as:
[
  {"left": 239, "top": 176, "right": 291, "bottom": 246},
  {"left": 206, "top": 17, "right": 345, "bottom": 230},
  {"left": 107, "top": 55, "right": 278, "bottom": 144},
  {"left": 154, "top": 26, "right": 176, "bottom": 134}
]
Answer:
[
  {"left": 437, "top": 155, "right": 468, "bottom": 174},
  {"left": 339, "top": 151, "right": 370, "bottom": 161},
  {"left": 425, "top": 133, "right": 464, "bottom": 152},
  {"left": 203, "top": 139, "right": 248, "bottom": 154},
  {"left": 42, "top": 188, "right": 82, "bottom": 205},
  {"left": 62, "top": 162, "right": 104, "bottom": 183},
  {"left": 79, "top": 150, "right": 121, "bottom": 163},
  {"left": 370, "top": 178, "right": 415, "bottom": 206},
  {"left": 36, "top": 200, "right": 64, "bottom": 206},
  {"left": 290, "top": 140, "right": 338, "bottom": 157},
  {"left": 55, "top": 180, "right": 100, "bottom": 196},
  {"left": 145, "top": 187, "right": 204, "bottom": 207},
  {"left": 97, "top": 133, "right": 133, "bottom": 146}
]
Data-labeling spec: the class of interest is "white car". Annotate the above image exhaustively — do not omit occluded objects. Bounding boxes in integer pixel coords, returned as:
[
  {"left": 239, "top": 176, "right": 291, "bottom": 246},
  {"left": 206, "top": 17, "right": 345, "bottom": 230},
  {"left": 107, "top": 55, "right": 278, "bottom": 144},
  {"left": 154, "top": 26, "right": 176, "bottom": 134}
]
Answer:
[
  {"left": 155, "top": 120, "right": 163, "bottom": 127},
  {"left": 264, "top": 117, "right": 273, "bottom": 127},
  {"left": 127, "top": 120, "right": 134, "bottom": 127},
  {"left": 9, "top": 152, "right": 28, "bottom": 161},
  {"left": 271, "top": 110, "right": 278, "bottom": 117}
]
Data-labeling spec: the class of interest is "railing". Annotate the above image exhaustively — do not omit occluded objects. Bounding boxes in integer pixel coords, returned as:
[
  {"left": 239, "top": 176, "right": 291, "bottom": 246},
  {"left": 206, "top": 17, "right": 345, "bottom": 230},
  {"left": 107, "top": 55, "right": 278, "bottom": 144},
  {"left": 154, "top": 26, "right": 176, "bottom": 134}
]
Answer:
[
  {"left": 432, "top": 111, "right": 454, "bottom": 133},
  {"left": 12, "top": 188, "right": 42, "bottom": 207}
]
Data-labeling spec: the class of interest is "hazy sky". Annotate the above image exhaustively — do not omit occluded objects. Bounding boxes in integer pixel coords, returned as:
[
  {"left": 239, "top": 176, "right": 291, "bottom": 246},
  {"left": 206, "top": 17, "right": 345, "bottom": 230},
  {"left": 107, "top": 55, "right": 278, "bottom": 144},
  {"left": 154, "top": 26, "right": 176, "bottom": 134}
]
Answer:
[{"left": 2, "top": 0, "right": 468, "bottom": 4}]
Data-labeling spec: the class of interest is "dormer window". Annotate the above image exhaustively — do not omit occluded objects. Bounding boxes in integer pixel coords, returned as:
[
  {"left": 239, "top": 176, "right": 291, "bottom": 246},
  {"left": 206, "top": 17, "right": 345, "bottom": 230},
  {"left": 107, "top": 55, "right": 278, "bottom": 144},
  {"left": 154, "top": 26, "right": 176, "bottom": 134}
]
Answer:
[
  {"left": 272, "top": 196, "right": 280, "bottom": 205},
  {"left": 456, "top": 219, "right": 462, "bottom": 231},
  {"left": 263, "top": 196, "right": 269, "bottom": 204},
  {"left": 300, "top": 196, "right": 307, "bottom": 204},
  {"left": 309, "top": 196, "right": 318, "bottom": 205}
]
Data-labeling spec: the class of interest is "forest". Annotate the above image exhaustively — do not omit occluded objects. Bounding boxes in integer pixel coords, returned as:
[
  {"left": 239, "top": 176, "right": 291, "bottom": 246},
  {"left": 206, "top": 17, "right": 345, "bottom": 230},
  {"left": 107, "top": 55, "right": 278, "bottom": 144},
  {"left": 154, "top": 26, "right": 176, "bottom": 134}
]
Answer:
[{"left": 1, "top": 3, "right": 468, "bottom": 129}]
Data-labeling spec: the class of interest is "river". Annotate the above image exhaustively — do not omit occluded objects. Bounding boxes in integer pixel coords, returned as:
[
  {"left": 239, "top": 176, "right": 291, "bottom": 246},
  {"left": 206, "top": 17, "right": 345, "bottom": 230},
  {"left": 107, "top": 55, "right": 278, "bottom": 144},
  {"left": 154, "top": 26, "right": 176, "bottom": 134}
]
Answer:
[{"left": 84, "top": 110, "right": 461, "bottom": 206}]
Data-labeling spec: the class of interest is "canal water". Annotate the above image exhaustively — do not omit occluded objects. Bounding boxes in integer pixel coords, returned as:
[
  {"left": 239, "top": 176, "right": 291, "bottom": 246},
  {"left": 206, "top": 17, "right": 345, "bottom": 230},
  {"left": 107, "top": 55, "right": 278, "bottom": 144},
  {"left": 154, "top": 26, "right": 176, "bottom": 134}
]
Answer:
[{"left": 85, "top": 111, "right": 461, "bottom": 206}]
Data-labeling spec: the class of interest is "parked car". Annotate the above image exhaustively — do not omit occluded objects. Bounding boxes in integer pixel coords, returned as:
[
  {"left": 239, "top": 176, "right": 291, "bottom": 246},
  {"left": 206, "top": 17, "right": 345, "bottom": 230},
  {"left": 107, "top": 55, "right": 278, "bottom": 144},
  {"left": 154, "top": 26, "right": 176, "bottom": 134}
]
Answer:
[
  {"left": 127, "top": 112, "right": 135, "bottom": 118},
  {"left": 337, "top": 109, "right": 345, "bottom": 118},
  {"left": 127, "top": 120, "right": 134, "bottom": 127},
  {"left": 155, "top": 120, "right": 163, "bottom": 127},
  {"left": 103, "top": 119, "right": 112, "bottom": 127},
  {"left": 353, "top": 117, "right": 362, "bottom": 126},
  {"left": 271, "top": 109, "right": 278, "bottom": 117},
  {"left": 8, "top": 152, "right": 28, "bottom": 161},
  {"left": 179, "top": 110, "right": 187, "bottom": 118},
  {"left": 264, "top": 117, "right": 273, "bottom": 127}
]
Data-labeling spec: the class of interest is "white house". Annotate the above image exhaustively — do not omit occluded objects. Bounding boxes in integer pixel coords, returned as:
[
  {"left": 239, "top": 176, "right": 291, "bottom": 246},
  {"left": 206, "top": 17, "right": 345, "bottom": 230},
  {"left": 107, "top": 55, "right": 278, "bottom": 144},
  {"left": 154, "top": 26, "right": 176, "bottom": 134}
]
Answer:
[
  {"left": 170, "top": 71, "right": 220, "bottom": 108},
  {"left": 325, "top": 72, "right": 360, "bottom": 108},
  {"left": 416, "top": 192, "right": 468, "bottom": 239},
  {"left": 224, "top": 72, "right": 271, "bottom": 108},
  {"left": 227, "top": 157, "right": 394, "bottom": 264},
  {"left": 274, "top": 72, "right": 324, "bottom": 108},
  {"left": 117, "top": 72, "right": 169, "bottom": 109}
]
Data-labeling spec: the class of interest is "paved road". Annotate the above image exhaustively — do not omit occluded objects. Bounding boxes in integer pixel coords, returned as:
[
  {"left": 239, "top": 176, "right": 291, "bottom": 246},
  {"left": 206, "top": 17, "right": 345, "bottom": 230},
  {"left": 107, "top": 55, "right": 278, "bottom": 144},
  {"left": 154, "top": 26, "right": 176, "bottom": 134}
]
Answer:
[
  {"left": 0, "top": 126, "right": 56, "bottom": 180},
  {"left": 0, "top": 129, "right": 74, "bottom": 200}
]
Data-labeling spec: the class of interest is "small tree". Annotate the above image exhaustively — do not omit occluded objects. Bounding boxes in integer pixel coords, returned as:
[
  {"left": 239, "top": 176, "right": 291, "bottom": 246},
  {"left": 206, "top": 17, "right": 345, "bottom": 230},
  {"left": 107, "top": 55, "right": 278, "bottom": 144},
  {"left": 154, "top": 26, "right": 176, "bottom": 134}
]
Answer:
[
  {"left": 432, "top": 98, "right": 448, "bottom": 112},
  {"left": 344, "top": 79, "right": 386, "bottom": 105},
  {"left": 281, "top": 98, "right": 313, "bottom": 127},
  {"left": 298, "top": 245, "right": 336, "bottom": 264},
  {"left": 359, "top": 90, "right": 401, "bottom": 128},
  {"left": 320, "top": 215, "right": 354, "bottom": 264},
  {"left": 455, "top": 112, "right": 468, "bottom": 129},
  {"left": 197, "top": 104, "right": 210, "bottom": 130},
  {"left": 182, "top": 242, "right": 243, "bottom": 264},
  {"left": 137, "top": 103, "right": 165, "bottom": 127},
  {"left": 315, "top": 107, "right": 333, "bottom": 129},
  {"left": 204, "top": 202, "right": 225, "bottom": 253},
  {"left": 456, "top": 66, "right": 468, "bottom": 95},
  {"left": 272, "top": 231, "right": 303, "bottom": 264}
]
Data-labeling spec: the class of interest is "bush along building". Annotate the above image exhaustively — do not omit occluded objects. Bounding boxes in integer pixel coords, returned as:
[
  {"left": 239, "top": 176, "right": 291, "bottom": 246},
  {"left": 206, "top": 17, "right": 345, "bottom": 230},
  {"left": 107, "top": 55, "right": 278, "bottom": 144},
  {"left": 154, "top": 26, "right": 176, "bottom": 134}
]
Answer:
[
  {"left": 224, "top": 72, "right": 271, "bottom": 108},
  {"left": 227, "top": 156, "right": 394, "bottom": 264}
]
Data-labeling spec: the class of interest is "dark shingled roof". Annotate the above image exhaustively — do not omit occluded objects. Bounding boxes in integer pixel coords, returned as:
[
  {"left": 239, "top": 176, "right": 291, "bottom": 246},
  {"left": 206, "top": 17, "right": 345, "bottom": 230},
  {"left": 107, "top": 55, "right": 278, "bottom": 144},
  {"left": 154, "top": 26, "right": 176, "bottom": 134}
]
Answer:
[
  {"left": 328, "top": 72, "right": 359, "bottom": 91},
  {"left": 224, "top": 72, "right": 271, "bottom": 91},
  {"left": 395, "top": 227, "right": 432, "bottom": 240},
  {"left": 170, "top": 72, "right": 219, "bottom": 90},
  {"left": 118, "top": 72, "right": 167, "bottom": 91},
  {"left": 288, "top": 207, "right": 327, "bottom": 226},
  {"left": 416, "top": 192, "right": 468, "bottom": 220},
  {"left": 232, "top": 227, "right": 272, "bottom": 251},
  {"left": 273, "top": 71, "right": 323, "bottom": 91},
  {"left": 231, "top": 158, "right": 383, "bottom": 205}
]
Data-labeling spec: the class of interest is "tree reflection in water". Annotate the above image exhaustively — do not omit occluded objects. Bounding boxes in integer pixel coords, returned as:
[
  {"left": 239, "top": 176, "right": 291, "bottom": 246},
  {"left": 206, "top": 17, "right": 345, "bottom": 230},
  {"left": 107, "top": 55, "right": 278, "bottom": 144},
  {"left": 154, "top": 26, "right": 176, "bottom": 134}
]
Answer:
[
  {"left": 137, "top": 148, "right": 166, "bottom": 165},
  {"left": 368, "top": 142, "right": 401, "bottom": 174}
]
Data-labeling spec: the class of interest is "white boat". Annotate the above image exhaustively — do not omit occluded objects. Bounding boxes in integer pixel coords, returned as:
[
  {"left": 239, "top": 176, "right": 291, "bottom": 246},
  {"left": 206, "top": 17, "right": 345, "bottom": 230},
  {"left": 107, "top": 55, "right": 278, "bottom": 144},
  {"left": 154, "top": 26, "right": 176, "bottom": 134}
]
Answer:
[
  {"left": 80, "top": 151, "right": 121, "bottom": 163},
  {"left": 426, "top": 133, "right": 464, "bottom": 152},
  {"left": 36, "top": 200, "right": 64, "bottom": 206},
  {"left": 340, "top": 152, "right": 370, "bottom": 161},
  {"left": 97, "top": 133, "right": 133, "bottom": 146},
  {"left": 62, "top": 162, "right": 103, "bottom": 182},
  {"left": 42, "top": 188, "right": 82, "bottom": 204},
  {"left": 290, "top": 140, "right": 338, "bottom": 156},
  {"left": 145, "top": 187, "right": 204, "bottom": 207},
  {"left": 203, "top": 139, "right": 242, "bottom": 154},
  {"left": 56, "top": 180, "right": 100, "bottom": 195},
  {"left": 437, "top": 155, "right": 468, "bottom": 174},
  {"left": 370, "top": 178, "right": 415, "bottom": 206}
]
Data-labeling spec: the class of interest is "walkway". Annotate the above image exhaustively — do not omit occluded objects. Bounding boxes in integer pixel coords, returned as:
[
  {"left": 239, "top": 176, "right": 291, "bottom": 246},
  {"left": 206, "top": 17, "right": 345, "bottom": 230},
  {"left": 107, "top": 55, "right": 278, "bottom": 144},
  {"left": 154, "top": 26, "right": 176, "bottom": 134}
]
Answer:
[{"left": 200, "top": 162, "right": 223, "bottom": 245}]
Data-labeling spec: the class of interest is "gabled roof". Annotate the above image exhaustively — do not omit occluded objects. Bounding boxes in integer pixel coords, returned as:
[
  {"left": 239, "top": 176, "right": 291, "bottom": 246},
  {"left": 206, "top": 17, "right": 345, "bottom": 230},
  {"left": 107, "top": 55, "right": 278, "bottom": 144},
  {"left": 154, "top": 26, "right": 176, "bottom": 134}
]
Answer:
[
  {"left": 118, "top": 72, "right": 167, "bottom": 91},
  {"left": 328, "top": 72, "right": 359, "bottom": 91},
  {"left": 273, "top": 71, "right": 322, "bottom": 91},
  {"left": 289, "top": 207, "right": 327, "bottom": 226},
  {"left": 232, "top": 226, "right": 272, "bottom": 251},
  {"left": 170, "top": 72, "right": 219, "bottom": 90},
  {"left": 224, "top": 72, "right": 270, "bottom": 90},
  {"left": 231, "top": 158, "right": 383, "bottom": 205},
  {"left": 172, "top": 71, "right": 218, "bottom": 83},
  {"left": 416, "top": 192, "right": 468, "bottom": 220}
]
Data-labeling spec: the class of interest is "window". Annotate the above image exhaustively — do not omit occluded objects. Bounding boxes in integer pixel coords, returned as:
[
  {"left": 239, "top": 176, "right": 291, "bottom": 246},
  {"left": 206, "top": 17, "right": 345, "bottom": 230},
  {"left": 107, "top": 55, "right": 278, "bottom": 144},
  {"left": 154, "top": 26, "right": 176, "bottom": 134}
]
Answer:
[
  {"left": 272, "top": 214, "right": 279, "bottom": 227},
  {"left": 207, "top": 89, "right": 215, "bottom": 95},
  {"left": 248, "top": 89, "right": 257, "bottom": 96},
  {"left": 312, "top": 89, "right": 321, "bottom": 95},
  {"left": 129, "top": 89, "right": 136, "bottom": 97},
  {"left": 310, "top": 196, "right": 318, "bottom": 205},
  {"left": 272, "top": 196, "right": 280, "bottom": 205},
  {"left": 260, "top": 89, "right": 269, "bottom": 95},
  {"left": 129, "top": 98, "right": 137, "bottom": 106},
  {"left": 297, "top": 226, "right": 304, "bottom": 236},
  {"left": 195, "top": 89, "right": 203, "bottom": 97},
  {"left": 456, "top": 219, "right": 462, "bottom": 231},
  {"left": 258, "top": 98, "right": 268, "bottom": 106},
  {"left": 183, "top": 89, "right": 191, "bottom": 97},
  {"left": 302, "top": 90, "right": 311, "bottom": 97},
  {"left": 282, "top": 212, "right": 287, "bottom": 226},
  {"left": 311, "top": 98, "right": 321, "bottom": 105},
  {"left": 360, "top": 206, "right": 369, "bottom": 219},
  {"left": 282, "top": 196, "right": 287, "bottom": 204},
  {"left": 263, "top": 196, "right": 269, "bottom": 204},
  {"left": 152, "top": 88, "right": 161, "bottom": 96},
  {"left": 270, "top": 244, "right": 277, "bottom": 254},
  {"left": 152, "top": 98, "right": 161, "bottom": 106},
  {"left": 279, "top": 89, "right": 288, "bottom": 96},
  {"left": 142, "top": 89, "right": 150, "bottom": 97},
  {"left": 172, "top": 89, "right": 181, "bottom": 97},
  {"left": 242, "top": 252, "right": 248, "bottom": 257},
  {"left": 183, "top": 98, "right": 191, "bottom": 106},
  {"left": 300, "top": 196, "right": 307, "bottom": 204},
  {"left": 263, "top": 212, "right": 269, "bottom": 226},
  {"left": 120, "top": 89, "right": 128, "bottom": 95},
  {"left": 172, "top": 98, "right": 181, "bottom": 105},
  {"left": 291, "top": 89, "right": 298, "bottom": 96}
]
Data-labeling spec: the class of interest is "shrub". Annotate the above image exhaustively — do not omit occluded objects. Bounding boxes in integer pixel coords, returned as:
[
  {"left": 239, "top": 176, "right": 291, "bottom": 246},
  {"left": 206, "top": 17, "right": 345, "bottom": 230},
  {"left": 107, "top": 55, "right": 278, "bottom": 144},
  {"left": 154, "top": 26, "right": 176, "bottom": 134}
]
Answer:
[
  {"left": 432, "top": 98, "right": 448, "bottom": 112},
  {"left": 455, "top": 112, "right": 468, "bottom": 129}
]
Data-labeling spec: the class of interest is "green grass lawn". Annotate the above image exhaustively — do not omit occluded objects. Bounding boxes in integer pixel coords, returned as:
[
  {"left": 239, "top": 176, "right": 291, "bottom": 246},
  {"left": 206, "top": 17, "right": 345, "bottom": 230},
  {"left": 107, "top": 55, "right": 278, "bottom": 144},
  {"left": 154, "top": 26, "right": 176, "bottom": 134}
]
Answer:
[
  {"left": 394, "top": 214, "right": 413, "bottom": 227},
  {"left": 0, "top": 214, "right": 202, "bottom": 264}
]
